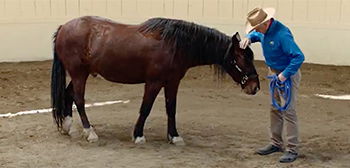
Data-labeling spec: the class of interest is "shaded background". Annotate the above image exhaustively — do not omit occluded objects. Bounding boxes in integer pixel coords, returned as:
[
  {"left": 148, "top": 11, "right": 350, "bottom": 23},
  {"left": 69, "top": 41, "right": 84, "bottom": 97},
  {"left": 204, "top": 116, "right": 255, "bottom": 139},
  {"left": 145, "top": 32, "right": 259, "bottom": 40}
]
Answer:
[{"left": 0, "top": 0, "right": 349, "bottom": 65}]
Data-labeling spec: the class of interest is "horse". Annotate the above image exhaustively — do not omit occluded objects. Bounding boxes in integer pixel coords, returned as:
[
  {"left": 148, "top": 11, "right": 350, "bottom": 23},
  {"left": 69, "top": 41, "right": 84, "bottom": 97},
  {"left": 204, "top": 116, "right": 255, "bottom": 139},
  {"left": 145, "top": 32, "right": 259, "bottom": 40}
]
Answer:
[{"left": 51, "top": 16, "right": 260, "bottom": 144}]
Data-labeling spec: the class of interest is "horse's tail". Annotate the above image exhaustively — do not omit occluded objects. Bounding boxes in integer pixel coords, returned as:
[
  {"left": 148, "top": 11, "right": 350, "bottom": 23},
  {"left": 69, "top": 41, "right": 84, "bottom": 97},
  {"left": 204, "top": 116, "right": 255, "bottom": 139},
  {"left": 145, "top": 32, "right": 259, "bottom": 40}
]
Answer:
[{"left": 51, "top": 26, "right": 66, "bottom": 130}]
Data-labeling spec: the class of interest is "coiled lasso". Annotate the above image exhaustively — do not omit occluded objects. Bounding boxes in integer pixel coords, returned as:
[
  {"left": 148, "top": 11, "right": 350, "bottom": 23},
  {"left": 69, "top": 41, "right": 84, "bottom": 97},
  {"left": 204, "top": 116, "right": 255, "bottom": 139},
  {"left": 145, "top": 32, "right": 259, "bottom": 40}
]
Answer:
[{"left": 268, "top": 74, "right": 292, "bottom": 112}]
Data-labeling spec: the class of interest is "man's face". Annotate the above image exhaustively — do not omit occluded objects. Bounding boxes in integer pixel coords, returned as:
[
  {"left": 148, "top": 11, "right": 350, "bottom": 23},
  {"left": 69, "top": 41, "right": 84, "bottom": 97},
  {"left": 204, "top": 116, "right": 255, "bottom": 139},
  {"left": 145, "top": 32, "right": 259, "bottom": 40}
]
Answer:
[{"left": 254, "top": 21, "right": 270, "bottom": 34}]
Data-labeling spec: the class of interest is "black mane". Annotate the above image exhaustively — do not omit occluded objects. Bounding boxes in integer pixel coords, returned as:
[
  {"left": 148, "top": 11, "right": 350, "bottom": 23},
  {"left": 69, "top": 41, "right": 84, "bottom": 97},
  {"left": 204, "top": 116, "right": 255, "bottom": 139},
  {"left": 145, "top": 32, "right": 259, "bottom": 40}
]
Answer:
[{"left": 139, "top": 18, "right": 231, "bottom": 65}]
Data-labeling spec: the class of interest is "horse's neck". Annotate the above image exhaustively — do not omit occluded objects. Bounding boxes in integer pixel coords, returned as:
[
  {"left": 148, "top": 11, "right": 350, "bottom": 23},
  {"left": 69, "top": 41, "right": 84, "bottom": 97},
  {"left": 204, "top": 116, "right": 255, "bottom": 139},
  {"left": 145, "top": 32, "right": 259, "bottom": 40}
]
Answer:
[{"left": 188, "top": 40, "right": 229, "bottom": 67}]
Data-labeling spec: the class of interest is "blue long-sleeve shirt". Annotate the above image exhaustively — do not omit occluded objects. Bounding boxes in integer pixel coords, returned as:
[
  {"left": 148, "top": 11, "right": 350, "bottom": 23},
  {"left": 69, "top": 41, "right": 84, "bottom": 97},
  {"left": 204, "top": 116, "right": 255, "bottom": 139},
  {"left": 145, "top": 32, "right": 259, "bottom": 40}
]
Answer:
[{"left": 247, "top": 19, "right": 305, "bottom": 78}]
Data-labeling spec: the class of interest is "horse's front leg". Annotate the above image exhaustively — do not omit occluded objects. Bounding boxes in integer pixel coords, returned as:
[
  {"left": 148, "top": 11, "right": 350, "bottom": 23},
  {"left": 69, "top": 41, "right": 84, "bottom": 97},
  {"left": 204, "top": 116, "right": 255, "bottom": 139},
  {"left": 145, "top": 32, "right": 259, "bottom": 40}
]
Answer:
[
  {"left": 133, "top": 81, "right": 162, "bottom": 144},
  {"left": 164, "top": 80, "right": 184, "bottom": 146}
]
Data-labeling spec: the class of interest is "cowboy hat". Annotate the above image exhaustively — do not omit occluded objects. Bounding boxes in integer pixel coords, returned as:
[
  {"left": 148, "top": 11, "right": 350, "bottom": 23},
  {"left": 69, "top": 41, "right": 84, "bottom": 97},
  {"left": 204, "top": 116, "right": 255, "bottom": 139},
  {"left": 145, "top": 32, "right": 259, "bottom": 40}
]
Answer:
[{"left": 245, "top": 7, "right": 276, "bottom": 34}]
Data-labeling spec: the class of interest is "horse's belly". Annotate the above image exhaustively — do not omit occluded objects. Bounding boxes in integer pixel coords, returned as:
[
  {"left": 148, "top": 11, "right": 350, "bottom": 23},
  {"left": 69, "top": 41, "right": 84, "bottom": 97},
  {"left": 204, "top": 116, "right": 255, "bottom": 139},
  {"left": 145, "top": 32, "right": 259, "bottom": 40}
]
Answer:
[
  {"left": 99, "top": 73, "right": 145, "bottom": 84},
  {"left": 95, "top": 62, "right": 147, "bottom": 84}
]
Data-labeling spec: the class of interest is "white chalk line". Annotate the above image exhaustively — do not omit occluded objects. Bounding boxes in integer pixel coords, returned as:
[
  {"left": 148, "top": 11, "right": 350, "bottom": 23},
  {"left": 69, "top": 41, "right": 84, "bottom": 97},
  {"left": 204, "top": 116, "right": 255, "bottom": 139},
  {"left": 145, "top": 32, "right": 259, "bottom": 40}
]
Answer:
[
  {"left": 315, "top": 94, "right": 350, "bottom": 100},
  {"left": 0, "top": 100, "right": 130, "bottom": 118}
]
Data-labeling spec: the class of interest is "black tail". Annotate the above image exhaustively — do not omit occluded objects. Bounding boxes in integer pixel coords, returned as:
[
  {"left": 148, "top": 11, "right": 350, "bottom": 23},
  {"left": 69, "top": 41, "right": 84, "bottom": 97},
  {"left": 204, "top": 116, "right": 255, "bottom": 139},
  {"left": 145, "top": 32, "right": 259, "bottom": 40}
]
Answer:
[{"left": 51, "top": 26, "right": 66, "bottom": 129}]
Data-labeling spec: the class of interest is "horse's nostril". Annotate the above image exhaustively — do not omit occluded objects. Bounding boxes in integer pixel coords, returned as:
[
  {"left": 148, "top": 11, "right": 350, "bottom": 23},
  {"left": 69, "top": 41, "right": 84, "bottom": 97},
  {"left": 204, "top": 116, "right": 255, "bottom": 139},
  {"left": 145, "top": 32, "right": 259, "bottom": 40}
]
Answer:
[{"left": 255, "top": 87, "right": 260, "bottom": 92}]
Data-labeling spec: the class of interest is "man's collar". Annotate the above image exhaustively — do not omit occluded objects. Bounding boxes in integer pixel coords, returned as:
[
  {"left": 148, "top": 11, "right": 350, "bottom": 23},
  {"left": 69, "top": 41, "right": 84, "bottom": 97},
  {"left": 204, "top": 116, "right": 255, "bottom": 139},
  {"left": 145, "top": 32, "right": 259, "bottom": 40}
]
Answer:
[{"left": 265, "top": 18, "right": 277, "bottom": 35}]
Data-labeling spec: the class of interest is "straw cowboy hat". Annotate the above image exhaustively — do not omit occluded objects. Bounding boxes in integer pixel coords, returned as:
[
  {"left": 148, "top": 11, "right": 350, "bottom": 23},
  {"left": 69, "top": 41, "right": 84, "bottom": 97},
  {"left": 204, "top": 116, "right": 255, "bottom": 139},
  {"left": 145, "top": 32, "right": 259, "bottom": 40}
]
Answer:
[{"left": 245, "top": 7, "right": 276, "bottom": 34}]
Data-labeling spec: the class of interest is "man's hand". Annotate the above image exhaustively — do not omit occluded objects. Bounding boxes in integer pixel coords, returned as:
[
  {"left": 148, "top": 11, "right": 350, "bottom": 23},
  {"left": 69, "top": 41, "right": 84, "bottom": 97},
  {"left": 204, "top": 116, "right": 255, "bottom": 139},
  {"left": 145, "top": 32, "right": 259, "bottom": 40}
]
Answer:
[
  {"left": 239, "top": 38, "right": 251, "bottom": 49},
  {"left": 278, "top": 73, "right": 287, "bottom": 82}
]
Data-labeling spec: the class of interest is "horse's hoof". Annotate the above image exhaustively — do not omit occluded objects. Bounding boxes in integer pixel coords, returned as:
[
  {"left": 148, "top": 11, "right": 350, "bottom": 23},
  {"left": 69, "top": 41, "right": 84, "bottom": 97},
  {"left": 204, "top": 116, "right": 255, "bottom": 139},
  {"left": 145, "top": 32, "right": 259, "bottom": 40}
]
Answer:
[
  {"left": 83, "top": 126, "right": 99, "bottom": 143},
  {"left": 61, "top": 116, "right": 73, "bottom": 135},
  {"left": 169, "top": 136, "right": 185, "bottom": 146},
  {"left": 134, "top": 136, "right": 146, "bottom": 144}
]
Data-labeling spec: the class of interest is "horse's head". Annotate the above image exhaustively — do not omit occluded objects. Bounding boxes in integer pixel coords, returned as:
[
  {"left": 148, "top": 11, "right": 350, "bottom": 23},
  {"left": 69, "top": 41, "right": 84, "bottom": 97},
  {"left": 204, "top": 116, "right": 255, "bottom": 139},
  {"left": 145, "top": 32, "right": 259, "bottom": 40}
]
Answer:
[{"left": 222, "top": 32, "right": 260, "bottom": 95}]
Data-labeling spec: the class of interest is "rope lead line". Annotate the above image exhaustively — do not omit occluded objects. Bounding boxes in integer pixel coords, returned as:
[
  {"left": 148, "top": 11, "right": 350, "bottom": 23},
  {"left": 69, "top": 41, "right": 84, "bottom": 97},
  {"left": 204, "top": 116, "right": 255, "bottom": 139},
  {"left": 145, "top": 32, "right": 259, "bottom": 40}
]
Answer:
[{"left": 268, "top": 75, "right": 292, "bottom": 112}]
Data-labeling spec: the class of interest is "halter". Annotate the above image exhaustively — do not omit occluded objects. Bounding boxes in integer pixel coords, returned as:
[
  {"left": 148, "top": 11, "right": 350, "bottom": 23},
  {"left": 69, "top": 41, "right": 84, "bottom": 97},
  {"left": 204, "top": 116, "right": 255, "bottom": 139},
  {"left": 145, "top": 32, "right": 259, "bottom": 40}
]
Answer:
[{"left": 223, "top": 42, "right": 256, "bottom": 85}]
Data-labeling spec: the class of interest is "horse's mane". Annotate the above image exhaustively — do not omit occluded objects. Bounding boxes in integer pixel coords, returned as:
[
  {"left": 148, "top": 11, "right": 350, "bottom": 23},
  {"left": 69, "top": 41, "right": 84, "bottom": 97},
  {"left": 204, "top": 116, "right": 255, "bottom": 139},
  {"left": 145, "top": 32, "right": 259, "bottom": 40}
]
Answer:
[{"left": 138, "top": 18, "right": 231, "bottom": 66}]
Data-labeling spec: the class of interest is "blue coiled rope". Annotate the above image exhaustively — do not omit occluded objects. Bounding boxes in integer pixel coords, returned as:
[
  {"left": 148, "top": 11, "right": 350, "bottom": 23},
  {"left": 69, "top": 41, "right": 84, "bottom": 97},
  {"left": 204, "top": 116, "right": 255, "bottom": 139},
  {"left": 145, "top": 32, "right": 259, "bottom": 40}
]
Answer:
[{"left": 268, "top": 74, "right": 292, "bottom": 112}]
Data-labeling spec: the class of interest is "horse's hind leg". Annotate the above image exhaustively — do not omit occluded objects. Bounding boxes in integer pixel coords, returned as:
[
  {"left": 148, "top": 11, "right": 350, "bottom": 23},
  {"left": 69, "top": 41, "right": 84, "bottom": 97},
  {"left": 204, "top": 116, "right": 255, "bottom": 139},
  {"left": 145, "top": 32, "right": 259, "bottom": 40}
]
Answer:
[
  {"left": 133, "top": 82, "right": 162, "bottom": 144},
  {"left": 164, "top": 80, "right": 184, "bottom": 146},
  {"left": 62, "top": 82, "right": 74, "bottom": 134},
  {"left": 71, "top": 74, "right": 98, "bottom": 143}
]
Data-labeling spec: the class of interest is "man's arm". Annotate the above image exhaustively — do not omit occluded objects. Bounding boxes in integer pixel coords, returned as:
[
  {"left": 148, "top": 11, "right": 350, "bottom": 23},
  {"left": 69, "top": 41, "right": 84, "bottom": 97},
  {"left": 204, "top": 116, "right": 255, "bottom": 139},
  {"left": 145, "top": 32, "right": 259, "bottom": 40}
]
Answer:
[
  {"left": 247, "top": 31, "right": 264, "bottom": 43},
  {"left": 280, "top": 31, "right": 305, "bottom": 79},
  {"left": 240, "top": 31, "right": 264, "bottom": 49}
]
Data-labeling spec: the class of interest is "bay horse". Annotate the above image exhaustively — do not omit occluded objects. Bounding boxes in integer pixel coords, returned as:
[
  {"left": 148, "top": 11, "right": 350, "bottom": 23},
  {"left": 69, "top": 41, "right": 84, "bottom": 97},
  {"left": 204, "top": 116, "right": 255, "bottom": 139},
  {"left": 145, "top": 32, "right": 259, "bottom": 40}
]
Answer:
[{"left": 51, "top": 16, "right": 260, "bottom": 144}]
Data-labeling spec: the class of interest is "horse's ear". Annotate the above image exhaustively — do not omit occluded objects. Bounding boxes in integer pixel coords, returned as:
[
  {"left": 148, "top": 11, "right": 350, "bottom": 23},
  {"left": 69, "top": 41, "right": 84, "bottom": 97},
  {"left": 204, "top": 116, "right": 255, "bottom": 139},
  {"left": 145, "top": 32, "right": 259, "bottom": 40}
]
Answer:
[
  {"left": 232, "top": 32, "right": 241, "bottom": 42},
  {"left": 231, "top": 32, "right": 241, "bottom": 48}
]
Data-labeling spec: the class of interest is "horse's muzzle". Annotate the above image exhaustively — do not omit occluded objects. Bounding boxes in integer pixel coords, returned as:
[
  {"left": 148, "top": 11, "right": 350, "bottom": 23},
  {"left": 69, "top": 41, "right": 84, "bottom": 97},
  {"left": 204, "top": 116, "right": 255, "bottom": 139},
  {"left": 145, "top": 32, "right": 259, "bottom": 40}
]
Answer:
[{"left": 243, "top": 80, "right": 260, "bottom": 95}]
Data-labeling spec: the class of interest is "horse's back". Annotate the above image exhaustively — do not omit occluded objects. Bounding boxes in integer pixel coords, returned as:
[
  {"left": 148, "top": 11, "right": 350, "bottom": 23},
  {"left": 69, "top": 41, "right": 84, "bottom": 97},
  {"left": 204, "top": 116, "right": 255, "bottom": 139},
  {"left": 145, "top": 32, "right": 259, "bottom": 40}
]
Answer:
[
  {"left": 55, "top": 16, "right": 139, "bottom": 65},
  {"left": 55, "top": 16, "right": 174, "bottom": 84},
  {"left": 56, "top": 16, "right": 127, "bottom": 45}
]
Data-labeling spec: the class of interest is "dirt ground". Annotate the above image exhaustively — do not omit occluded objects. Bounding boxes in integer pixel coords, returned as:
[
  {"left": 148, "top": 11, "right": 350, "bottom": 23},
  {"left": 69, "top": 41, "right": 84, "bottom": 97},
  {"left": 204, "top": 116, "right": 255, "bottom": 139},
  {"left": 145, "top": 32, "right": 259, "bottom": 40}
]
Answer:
[{"left": 0, "top": 60, "right": 349, "bottom": 168}]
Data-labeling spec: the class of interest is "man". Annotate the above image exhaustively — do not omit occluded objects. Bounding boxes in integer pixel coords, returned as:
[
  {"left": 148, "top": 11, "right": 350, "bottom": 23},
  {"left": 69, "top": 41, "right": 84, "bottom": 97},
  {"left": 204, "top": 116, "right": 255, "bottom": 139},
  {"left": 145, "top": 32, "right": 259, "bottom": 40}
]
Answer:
[{"left": 240, "top": 7, "right": 305, "bottom": 163}]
